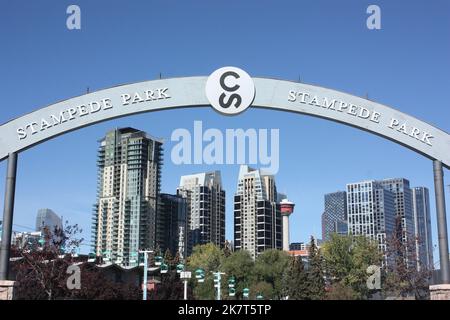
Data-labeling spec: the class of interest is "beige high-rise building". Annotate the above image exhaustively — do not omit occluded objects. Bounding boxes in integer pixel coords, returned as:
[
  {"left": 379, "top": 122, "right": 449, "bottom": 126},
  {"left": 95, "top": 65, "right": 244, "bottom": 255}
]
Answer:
[
  {"left": 92, "top": 128, "right": 163, "bottom": 266},
  {"left": 234, "top": 165, "right": 283, "bottom": 260},
  {"left": 177, "top": 171, "right": 225, "bottom": 252}
]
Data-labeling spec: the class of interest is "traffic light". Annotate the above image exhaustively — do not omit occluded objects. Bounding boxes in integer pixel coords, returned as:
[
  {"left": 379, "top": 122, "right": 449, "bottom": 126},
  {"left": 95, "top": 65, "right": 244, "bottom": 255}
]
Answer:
[
  {"left": 256, "top": 293, "right": 263, "bottom": 300},
  {"left": 243, "top": 288, "right": 250, "bottom": 299},
  {"left": 229, "top": 287, "right": 236, "bottom": 297},
  {"left": 195, "top": 268, "right": 205, "bottom": 283}
]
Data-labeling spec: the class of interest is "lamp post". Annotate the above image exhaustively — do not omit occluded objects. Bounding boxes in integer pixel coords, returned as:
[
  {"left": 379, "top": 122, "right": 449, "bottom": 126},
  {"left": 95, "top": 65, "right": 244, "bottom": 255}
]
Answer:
[
  {"left": 212, "top": 271, "right": 226, "bottom": 300},
  {"left": 228, "top": 276, "right": 236, "bottom": 297},
  {"left": 176, "top": 263, "right": 185, "bottom": 274},
  {"left": 180, "top": 270, "right": 191, "bottom": 300},
  {"left": 243, "top": 287, "right": 250, "bottom": 299},
  {"left": 139, "top": 249, "right": 153, "bottom": 301},
  {"left": 195, "top": 268, "right": 205, "bottom": 283},
  {"left": 87, "top": 252, "right": 96, "bottom": 263}
]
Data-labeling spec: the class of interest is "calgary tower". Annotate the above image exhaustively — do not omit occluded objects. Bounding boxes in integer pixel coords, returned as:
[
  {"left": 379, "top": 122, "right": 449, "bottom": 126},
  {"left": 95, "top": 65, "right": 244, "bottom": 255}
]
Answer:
[{"left": 280, "top": 198, "right": 295, "bottom": 251}]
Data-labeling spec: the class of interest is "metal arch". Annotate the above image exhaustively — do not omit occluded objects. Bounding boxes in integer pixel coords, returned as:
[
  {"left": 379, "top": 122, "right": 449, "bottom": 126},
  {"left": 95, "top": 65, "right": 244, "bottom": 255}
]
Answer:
[
  {"left": 0, "top": 73, "right": 449, "bottom": 285},
  {"left": 0, "top": 76, "right": 449, "bottom": 167},
  {"left": 0, "top": 77, "right": 450, "bottom": 169}
]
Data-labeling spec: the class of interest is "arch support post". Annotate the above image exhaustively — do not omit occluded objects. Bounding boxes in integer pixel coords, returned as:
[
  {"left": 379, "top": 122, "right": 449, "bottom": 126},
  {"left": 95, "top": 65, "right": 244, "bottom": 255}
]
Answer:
[
  {"left": 0, "top": 152, "right": 17, "bottom": 281},
  {"left": 433, "top": 160, "right": 450, "bottom": 284}
]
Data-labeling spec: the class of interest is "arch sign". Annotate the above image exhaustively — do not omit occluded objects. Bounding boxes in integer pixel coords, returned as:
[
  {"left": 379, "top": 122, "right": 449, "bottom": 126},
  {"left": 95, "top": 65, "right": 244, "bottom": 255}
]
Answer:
[{"left": 0, "top": 66, "right": 449, "bottom": 168}]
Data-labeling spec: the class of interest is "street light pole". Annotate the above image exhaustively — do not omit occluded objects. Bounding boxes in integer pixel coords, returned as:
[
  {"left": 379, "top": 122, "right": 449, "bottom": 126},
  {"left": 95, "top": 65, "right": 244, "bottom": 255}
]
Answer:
[
  {"left": 217, "top": 275, "right": 221, "bottom": 301},
  {"left": 180, "top": 270, "right": 191, "bottom": 300},
  {"left": 143, "top": 251, "right": 148, "bottom": 301},
  {"left": 139, "top": 250, "right": 153, "bottom": 301},
  {"left": 212, "top": 271, "right": 225, "bottom": 301}
]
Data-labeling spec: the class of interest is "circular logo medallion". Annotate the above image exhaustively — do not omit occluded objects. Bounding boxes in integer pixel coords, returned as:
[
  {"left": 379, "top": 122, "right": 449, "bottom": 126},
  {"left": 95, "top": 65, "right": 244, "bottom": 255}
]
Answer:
[{"left": 205, "top": 66, "right": 255, "bottom": 115}]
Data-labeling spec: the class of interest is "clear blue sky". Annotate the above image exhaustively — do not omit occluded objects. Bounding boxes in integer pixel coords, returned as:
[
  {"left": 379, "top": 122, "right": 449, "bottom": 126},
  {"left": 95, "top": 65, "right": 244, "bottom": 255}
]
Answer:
[{"left": 0, "top": 0, "right": 449, "bottom": 263}]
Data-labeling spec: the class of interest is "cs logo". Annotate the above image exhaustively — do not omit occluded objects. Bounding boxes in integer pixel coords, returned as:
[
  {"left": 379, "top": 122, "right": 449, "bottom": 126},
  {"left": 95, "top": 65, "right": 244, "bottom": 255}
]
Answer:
[{"left": 206, "top": 66, "right": 255, "bottom": 115}]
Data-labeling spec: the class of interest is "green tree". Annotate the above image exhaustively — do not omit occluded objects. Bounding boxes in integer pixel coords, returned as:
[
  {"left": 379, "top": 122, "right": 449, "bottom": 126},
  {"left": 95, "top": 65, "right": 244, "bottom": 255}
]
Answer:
[
  {"left": 253, "top": 249, "right": 289, "bottom": 299},
  {"left": 150, "top": 270, "right": 188, "bottom": 300},
  {"left": 322, "top": 234, "right": 382, "bottom": 299},
  {"left": 350, "top": 235, "right": 383, "bottom": 298},
  {"left": 322, "top": 234, "right": 354, "bottom": 283},
  {"left": 187, "top": 243, "right": 224, "bottom": 300},
  {"left": 281, "top": 255, "right": 309, "bottom": 300},
  {"left": 250, "top": 281, "right": 273, "bottom": 300},
  {"left": 220, "top": 250, "right": 254, "bottom": 300},
  {"left": 307, "top": 236, "right": 325, "bottom": 300},
  {"left": 325, "top": 282, "right": 357, "bottom": 300}
]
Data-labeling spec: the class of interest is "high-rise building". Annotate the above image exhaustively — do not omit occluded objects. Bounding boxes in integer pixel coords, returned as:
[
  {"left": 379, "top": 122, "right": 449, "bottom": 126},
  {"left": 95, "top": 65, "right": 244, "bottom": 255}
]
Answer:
[
  {"left": 36, "top": 208, "right": 62, "bottom": 233},
  {"left": 380, "top": 178, "right": 416, "bottom": 268},
  {"left": 379, "top": 178, "right": 415, "bottom": 244},
  {"left": 412, "top": 187, "right": 434, "bottom": 271},
  {"left": 92, "top": 128, "right": 163, "bottom": 266},
  {"left": 157, "top": 193, "right": 189, "bottom": 260},
  {"left": 177, "top": 171, "right": 225, "bottom": 249},
  {"left": 289, "top": 242, "right": 306, "bottom": 251},
  {"left": 347, "top": 180, "right": 396, "bottom": 256},
  {"left": 234, "top": 165, "right": 282, "bottom": 259},
  {"left": 321, "top": 191, "right": 347, "bottom": 241},
  {"left": 13, "top": 231, "right": 42, "bottom": 249}
]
